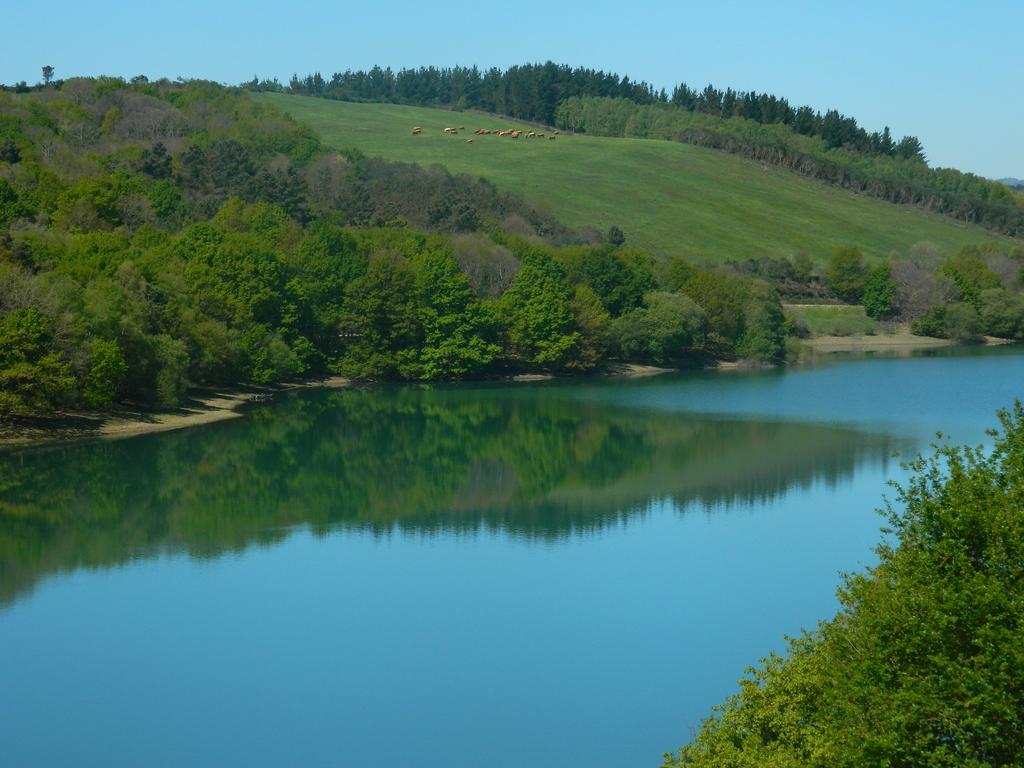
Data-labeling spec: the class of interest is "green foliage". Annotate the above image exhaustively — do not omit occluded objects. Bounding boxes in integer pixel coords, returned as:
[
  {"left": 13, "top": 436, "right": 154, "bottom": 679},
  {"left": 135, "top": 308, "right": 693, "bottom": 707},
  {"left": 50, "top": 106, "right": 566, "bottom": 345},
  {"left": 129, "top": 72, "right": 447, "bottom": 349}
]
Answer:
[
  {"left": 0, "top": 308, "right": 73, "bottom": 417},
  {"left": 609, "top": 292, "right": 705, "bottom": 365},
  {"left": 826, "top": 246, "right": 868, "bottom": 303},
  {"left": 0, "top": 178, "right": 32, "bottom": 226},
  {"left": 940, "top": 253, "right": 1002, "bottom": 307},
  {"left": 862, "top": 261, "right": 897, "bottom": 318},
  {"left": 151, "top": 334, "right": 190, "bottom": 407},
  {"left": 339, "top": 254, "right": 420, "bottom": 378},
  {"left": 6, "top": 76, "right": 1016, "bottom": 419},
  {"left": 911, "top": 303, "right": 981, "bottom": 341},
  {"left": 666, "top": 403, "right": 1024, "bottom": 768},
  {"left": 680, "top": 268, "right": 748, "bottom": 352},
  {"left": 410, "top": 246, "right": 498, "bottom": 378},
  {"left": 737, "top": 283, "right": 786, "bottom": 362},
  {"left": 943, "top": 302, "right": 982, "bottom": 341},
  {"left": 574, "top": 246, "right": 650, "bottom": 316},
  {"left": 978, "top": 289, "right": 1024, "bottom": 340},
  {"left": 499, "top": 254, "right": 581, "bottom": 369},
  {"left": 662, "top": 256, "right": 695, "bottom": 292},
  {"left": 911, "top": 306, "right": 949, "bottom": 338},
  {"left": 83, "top": 338, "right": 127, "bottom": 408},
  {"left": 569, "top": 285, "right": 611, "bottom": 371}
]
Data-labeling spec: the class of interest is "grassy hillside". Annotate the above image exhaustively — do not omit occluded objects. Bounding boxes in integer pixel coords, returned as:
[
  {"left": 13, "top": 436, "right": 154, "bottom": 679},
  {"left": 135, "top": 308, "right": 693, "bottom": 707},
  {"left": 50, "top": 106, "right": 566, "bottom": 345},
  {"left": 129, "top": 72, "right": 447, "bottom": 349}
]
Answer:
[{"left": 255, "top": 93, "right": 1006, "bottom": 263}]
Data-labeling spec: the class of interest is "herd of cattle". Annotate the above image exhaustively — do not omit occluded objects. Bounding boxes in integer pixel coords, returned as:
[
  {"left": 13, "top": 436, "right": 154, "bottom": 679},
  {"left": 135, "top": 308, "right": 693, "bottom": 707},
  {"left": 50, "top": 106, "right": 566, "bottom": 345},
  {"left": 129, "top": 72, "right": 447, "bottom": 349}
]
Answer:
[{"left": 410, "top": 125, "right": 561, "bottom": 143}]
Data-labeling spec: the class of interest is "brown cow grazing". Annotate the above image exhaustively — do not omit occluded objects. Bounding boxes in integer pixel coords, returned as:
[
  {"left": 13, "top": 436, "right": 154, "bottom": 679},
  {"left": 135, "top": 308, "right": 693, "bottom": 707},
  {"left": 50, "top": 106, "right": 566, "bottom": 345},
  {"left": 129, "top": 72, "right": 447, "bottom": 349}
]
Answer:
[{"left": 553, "top": 130, "right": 560, "bottom": 135}]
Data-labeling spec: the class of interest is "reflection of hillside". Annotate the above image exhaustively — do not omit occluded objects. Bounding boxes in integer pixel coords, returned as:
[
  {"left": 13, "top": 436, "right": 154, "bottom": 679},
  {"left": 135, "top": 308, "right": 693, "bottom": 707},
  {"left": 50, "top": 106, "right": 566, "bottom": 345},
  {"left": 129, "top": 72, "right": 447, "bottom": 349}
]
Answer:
[{"left": 0, "top": 387, "right": 903, "bottom": 606}]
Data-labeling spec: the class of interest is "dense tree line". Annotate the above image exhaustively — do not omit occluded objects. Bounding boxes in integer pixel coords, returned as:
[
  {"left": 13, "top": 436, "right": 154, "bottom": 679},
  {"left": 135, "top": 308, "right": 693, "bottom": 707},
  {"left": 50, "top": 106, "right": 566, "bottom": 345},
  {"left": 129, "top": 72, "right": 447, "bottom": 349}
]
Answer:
[
  {"left": 665, "top": 402, "right": 1024, "bottom": 767},
  {"left": 667, "top": 83, "right": 924, "bottom": 160},
  {"left": 728, "top": 240, "right": 1024, "bottom": 340},
  {"left": 0, "top": 78, "right": 790, "bottom": 419},
  {"left": 556, "top": 97, "right": 1024, "bottom": 237},
  {"left": 247, "top": 63, "right": 664, "bottom": 127},
  {"left": 821, "top": 241, "right": 1024, "bottom": 340},
  {"left": 249, "top": 63, "right": 921, "bottom": 162}
]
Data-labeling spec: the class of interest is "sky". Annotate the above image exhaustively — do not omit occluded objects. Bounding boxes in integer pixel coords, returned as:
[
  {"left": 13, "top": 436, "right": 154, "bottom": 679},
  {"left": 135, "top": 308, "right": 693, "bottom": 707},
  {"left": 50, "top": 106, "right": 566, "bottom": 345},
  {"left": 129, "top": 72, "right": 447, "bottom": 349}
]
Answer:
[{"left": 3, "top": 0, "right": 1021, "bottom": 178}]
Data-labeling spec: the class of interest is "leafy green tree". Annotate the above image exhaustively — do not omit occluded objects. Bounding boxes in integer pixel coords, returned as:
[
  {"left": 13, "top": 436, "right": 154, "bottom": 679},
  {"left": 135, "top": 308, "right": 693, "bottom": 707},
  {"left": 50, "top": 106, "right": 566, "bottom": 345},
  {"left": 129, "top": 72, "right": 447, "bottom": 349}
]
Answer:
[
  {"left": 665, "top": 403, "right": 1024, "bottom": 768},
  {"left": 680, "top": 268, "right": 748, "bottom": 352},
  {"left": 578, "top": 247, "right": 645, "bottom": 316},
  {"left": 0, "top": 308, "right": 74, "bottom": 417},
  {"left": 791, "top": 252, "right": 814, "bottom": 284},
  {"left": 825, "top": 246, "right": 868, "bottom": 303},
  {"left": 569, "top": 285, "right": 611, "bottom": 370},
  {"left": 0, "top": 178, "right": 30, "bottom": 227},
  {"left": 339, "top": 255, "right": 419, "bottom": 378},
  {"left": 979, "top": 288, "right": 1024, "bottom": 339},
  {"left": 152, "top": 334, "right": 190, "bottom": 406},
  {"left": 136, "top": 142, "right": 172, "bottom": 179},
  {"left": 83, "top": 338, "right": 128, "bottom": 408},
  {"left": 609, "top": 292, "right": 705, "bottom": 365},
  {"left": 498, "top": 254, "right": 581, "bottom": 369},
  {"left": 942, "top": 302, "right": 982, "bottom": 341},
  {"left": 661, "top": 256, "right": 695, "bottom": 292},
  {"left": 940, "top": 253, "right": 1002, "bottom": 308},
  {"left": 862, "top": 261, "right": 897, "bottom": 318},
  {"left": 911, "top": 305, "right": 948, "bottom": 338},
  {"left": 411, "top": 247, "right": 498, "bottom": 378},
  {"left": 737, "top": 283, "right": 786, "bottom": 361}
]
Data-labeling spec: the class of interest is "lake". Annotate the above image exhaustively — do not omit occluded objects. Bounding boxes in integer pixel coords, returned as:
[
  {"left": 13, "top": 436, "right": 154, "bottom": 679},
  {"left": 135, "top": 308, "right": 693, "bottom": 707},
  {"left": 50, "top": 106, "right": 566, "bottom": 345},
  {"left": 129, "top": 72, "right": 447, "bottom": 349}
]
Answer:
[{"left": 2, "top": 347, "right": 1023, "bottom": 767}]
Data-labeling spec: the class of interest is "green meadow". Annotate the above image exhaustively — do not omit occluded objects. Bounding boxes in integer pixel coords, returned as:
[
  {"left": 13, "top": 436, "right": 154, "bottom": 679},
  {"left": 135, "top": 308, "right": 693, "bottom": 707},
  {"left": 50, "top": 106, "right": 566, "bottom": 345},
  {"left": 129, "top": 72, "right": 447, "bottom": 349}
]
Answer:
[
  {"left": 256, "top": 93, "right": 1004, "bottom": 263},
  {"left": 785, "top": 304, "right": 880, "bottom": 336}
]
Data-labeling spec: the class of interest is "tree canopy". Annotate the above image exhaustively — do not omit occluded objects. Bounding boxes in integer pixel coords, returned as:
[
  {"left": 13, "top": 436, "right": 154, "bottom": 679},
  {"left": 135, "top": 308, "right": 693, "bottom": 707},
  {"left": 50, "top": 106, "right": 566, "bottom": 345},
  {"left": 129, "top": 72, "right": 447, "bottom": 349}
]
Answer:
[{"left": 665, "top": 403, "right": 1024, "bottom": 767}]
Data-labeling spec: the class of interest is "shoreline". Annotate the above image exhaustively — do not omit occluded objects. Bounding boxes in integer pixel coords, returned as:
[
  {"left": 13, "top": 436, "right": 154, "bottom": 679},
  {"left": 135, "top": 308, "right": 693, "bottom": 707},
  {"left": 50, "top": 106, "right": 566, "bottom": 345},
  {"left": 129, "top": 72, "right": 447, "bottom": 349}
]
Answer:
[
  {"left": 0, "top": 376, "right": 351, "bottom": 450},
  {"left": 2, "top": 340, "right": 1015, "bottom": 449},
  {"left": 1, "top": 365, "right": 678, "bottom": 449}
]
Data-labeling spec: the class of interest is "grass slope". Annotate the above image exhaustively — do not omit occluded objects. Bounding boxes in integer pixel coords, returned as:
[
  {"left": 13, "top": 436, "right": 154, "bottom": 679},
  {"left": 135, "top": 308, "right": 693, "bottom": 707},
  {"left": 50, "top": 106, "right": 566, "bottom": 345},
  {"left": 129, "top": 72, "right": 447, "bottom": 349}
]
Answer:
[{"left": 257, "top": 93, "right": 1006, "bottom": 263}]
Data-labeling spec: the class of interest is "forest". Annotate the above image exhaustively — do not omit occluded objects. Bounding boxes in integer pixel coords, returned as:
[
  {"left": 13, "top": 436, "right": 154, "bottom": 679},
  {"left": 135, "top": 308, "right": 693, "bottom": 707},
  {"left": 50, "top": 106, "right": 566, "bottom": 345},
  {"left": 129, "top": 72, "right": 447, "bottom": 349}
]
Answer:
[
  {"left": 256, "top": 62, "right": 1024, "bottom": 237},
  {"left": 1, "top": 77, "right": 1023, "bottom": 420},
  {"left": 0, "top": 77, "right": 793, "bottom": 419}
]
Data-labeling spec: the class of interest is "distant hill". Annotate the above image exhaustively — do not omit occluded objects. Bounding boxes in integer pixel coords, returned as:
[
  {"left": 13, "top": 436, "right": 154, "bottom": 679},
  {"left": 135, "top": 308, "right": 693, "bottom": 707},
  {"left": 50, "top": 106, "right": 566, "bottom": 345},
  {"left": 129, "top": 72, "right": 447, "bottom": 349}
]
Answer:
[
  {"left": 999, "top": 177, "right": 1024, "bottom": 189},
  {"left": 256, "top": 93, "right": 1007, "bottom": 263}
]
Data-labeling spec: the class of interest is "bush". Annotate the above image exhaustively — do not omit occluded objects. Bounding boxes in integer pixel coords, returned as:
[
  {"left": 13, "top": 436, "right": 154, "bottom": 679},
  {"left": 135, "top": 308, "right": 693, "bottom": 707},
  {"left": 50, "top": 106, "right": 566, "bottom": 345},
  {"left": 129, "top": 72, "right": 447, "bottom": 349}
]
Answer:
[
  {"left": 825, "top": 246, "right": 868, "bottom": 304},
  {"left": 609, "top": 292, "right": 705, "bottom": 365},
  {"left": 665, "top": 403, "right": 1024, "bottom": 767}
]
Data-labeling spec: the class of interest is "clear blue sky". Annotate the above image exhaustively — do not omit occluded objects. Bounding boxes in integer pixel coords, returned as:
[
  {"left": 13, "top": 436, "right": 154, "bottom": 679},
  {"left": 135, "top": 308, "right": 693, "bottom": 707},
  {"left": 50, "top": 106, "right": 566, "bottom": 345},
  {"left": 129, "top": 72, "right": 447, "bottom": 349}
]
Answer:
[{"left": 4, "top": 0, "right": 1021, "bottom": 178}]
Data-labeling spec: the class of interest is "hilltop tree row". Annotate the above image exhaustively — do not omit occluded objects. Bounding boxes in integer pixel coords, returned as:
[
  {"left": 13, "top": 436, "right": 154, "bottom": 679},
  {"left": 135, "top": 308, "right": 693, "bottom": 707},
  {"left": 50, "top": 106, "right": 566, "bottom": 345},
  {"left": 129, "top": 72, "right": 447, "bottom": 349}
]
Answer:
[
  {"left": 249, "top": 63, "right": 920, "bottom": 161},
  {"left": 555, "top": 97, "right": 1024, "bottom": 237}
]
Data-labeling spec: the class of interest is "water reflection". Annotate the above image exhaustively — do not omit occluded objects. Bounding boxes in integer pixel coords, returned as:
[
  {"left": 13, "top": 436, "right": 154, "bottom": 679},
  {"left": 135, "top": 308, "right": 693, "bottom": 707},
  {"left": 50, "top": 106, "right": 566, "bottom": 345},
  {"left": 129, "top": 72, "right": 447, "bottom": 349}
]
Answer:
[{"left": 0, "top": 385, "right": 905, "bottom": 606}]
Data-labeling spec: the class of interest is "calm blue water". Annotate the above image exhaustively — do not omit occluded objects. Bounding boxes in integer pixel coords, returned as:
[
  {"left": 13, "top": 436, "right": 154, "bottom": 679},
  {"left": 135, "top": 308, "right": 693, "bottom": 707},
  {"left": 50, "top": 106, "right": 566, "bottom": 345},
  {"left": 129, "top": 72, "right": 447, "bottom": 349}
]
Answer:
[{"left": 1, "top": 346, "right": 1022, "bottom": 767}]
